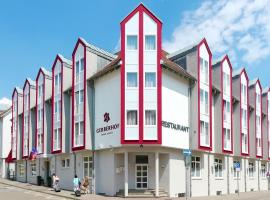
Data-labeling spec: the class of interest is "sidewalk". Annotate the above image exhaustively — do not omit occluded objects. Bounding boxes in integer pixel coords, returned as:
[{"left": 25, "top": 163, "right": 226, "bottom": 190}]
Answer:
[{"left": 0, "top": 178, "right": 270, "bottom": 200}]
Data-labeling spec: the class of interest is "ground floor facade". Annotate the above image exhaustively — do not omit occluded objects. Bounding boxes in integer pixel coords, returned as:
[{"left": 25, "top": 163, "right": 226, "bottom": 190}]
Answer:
[{"left": 8, "top": 147, "right": 270, "bottom": 198}]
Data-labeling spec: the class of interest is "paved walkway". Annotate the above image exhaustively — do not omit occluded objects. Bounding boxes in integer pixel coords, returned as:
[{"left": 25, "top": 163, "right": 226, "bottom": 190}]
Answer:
[{"left": 0, "top": 178, "right": 270, "bottom": 199}]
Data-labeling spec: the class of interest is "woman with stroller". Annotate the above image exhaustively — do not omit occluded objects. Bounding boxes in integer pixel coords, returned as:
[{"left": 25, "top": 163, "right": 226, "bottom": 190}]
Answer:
[{"left": 52, "top": 173, "right": 61, "bottom": 192}]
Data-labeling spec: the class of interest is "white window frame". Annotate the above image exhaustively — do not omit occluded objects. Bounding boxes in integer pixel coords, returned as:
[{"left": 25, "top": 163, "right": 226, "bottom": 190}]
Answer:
[
  {"left": 61, "top": 158, "right": 70, "bottom": 168},
  {"left": 200, "top": 120, "right": 209, "bottom": 146},
  {"left": 83, "top": 156, "right": 93, "bottom": 178},
  {"left": 30, "top": 162, "right": 37, "bottom": 176},
  {"left": 200, "top": 57, "right": 209, "bottom": 84},
  {"left": 191, "top": 156, "right": 201, "bottom": 178},
  {"left": 214, "top": 158, "right": 223, "bottom": 178},
  {"left": 145, "top": 110, "right": 156, "bottom": 126},
  {"left": 126, "top": 35, "right": 138, "bottom": 51},
  {"left": 241, "top": 132, "right": 248, "bottom": 154},
  {"left": 144, "top": 35, "right": 156, "bottom": 51},
  {"left": 74, "top": 121, "right": 84, "bottom": 147},
  {"left": 145, "top": 72, "right": 156, "bottom": 88},
  {"left": 200, "top": 89, "right": 209, "bottom": 115},
  {"left": 53, "top": 128, "right": 61, "bottom": 151},
  {"left": 18, "top": 163, "right": 25, "bottom": 177},
  {"left": 248, "top": 162, "right": 255, "bottom": 178},
  {"left": 126, "top": 110, "right": 138, "bottom": 126},
  {"left": 223, "top": 100, "right": 230, "bottom": 123},
  {"left": 224, "top": 128, "right": 231, "bottom": 151},
  {"left": 126, "top": 72, "right": 138, "bottom": 88}
]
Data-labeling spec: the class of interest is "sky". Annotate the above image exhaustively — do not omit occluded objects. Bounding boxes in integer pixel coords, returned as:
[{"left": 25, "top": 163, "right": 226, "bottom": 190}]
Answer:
[{"left": 0, "top": 0, "right": 270, "bottom": 106}]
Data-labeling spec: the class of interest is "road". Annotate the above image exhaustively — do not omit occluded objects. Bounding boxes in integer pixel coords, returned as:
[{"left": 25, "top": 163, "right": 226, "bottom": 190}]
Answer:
[{"left": 0, "top": 183, "right": 67, "bottom": 200}]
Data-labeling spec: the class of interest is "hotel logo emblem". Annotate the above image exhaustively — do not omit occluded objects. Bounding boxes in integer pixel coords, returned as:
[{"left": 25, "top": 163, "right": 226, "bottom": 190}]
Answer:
[{"left": 104, "top": 112, "right": 110, "bottom": 123}]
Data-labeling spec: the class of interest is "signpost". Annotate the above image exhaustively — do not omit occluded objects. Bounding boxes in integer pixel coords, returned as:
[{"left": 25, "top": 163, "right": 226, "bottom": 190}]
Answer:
[
  {"left": 234, "top": 162, "right": 241, "bottom": 196},
  {"left": 183, "top": 149, "right": 192, "bottom": 200}
]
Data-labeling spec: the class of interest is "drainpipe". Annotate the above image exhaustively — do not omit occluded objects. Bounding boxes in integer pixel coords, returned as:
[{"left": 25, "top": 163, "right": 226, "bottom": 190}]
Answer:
[
  {"left": 73, "top": 152, "right": 76, "bottom": 176},
  {"left": 244, "top": 158, "right": 247, "bottom": 192},
  {"left": 89, "top": 80, "right": 96, "bottom": 194},
  {"left": 258, "top": 160, "right": 260, "bottom": 191},
  {"left": 25, "top": 159, "right": 28, "bottom": 183},
  {"left": 188, "top": 79, "right": 196, "bottom": 197},
  {"left": 227, "top": 156, "right": 229, "bottom": 194},
  {"left": 54, "top": 155, "right": 56, "bottom": 175},
  {"left": 208, "top": 151, "right": 210, "bottom": 196}
]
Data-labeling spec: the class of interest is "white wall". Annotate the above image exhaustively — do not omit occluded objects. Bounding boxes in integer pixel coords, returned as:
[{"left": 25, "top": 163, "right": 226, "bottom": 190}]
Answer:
[
  {"left": 95, "top": 69, "right": 121, "bottom": 150},
  {"left": 162, "top": 69, "right": 189, "bottom": 149}
]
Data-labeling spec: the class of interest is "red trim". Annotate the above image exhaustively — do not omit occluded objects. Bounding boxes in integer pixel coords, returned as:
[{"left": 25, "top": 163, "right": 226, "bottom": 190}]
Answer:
[
  {"left": 240, "top": 69, "right": 250, "bottom": 156},
  {"left": 197, "top": 38, "right": 212, "bottom": 151},
  {"left": 221, "top": 55, "right": 233, "bottom": 154},
  {"left": 255, "top": 80, "right": 263, "bottom": 158},
  {"left": 120, "top": 4, "right": 162, "bottom": 144},
  {"left": 267, "top": 90, "right": 270, "bottom": 160},
  {"left": 11, "top": 89, "right": 19, "bottom": 160},
  {"left": 71, "top": 39, "right": 86, "bottom": 151},
  {"left": 51, "top": 55, "right": 64, "bottom": 154},
  {"left": 22, "top": 80, "right": 31, "bottom": 159},
  {"left": 139, "top": 10, "right": 144, "bottom": 143},
  {"left": 35, "top": 69, "right": 45, "bottom": 154}
]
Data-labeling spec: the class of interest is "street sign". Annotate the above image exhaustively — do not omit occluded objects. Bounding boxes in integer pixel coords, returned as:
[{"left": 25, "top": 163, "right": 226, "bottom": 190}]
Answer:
[
  {"left": 234, "top": 162, "right": 241, "bottom": 171},
  {"left": 183, "top": 149, "right": 192, "bottom": 157}
]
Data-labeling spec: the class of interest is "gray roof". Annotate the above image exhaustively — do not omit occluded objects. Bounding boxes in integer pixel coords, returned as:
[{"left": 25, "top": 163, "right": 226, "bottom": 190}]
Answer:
[
  {"left": 15, "top": 87, "right": 23, "bottom": 95},
  {"left": 262, "top": 87, "right": 269, "bottom": 94},
  {"left": 79, "top": 37, "right": 117, "bottom": 60},
  {"left": 26, "top": 78, "right": 36, "bottom": 86},
  {"left": 167, "top": 38, "right": 203, "bottom": 59},
  {"left": 232, "top": 67, "right": 244, "bottom": 78},
  {"left": 40, "top": 67, "right": 52, "bottom": 78},
  {"left": 58, "top": 54, "right": 72, "bottom": 66},
  {"left": 249, "top": 78, "right": 259, "bottom": 87}
]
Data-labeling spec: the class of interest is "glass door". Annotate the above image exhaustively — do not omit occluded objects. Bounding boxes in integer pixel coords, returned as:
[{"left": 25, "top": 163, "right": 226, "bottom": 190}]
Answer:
[{"left": 136, "top": 164, "right": 148, "bottom": 189}]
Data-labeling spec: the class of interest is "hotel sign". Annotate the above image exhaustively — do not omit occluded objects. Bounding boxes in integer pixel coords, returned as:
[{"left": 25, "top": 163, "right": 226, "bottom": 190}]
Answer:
[
  {"left": 162, "top": 120, "right": 189, "bottom": 132},
  {"left": 96, "top": 112, "right": 119, "bottom": 136}
]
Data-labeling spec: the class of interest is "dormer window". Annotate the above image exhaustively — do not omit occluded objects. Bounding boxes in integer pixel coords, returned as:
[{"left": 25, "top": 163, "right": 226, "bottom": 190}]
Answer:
[
  {"left": 127, "top": 35, "right": 137, "bottom": 50},
  {"left": 200, "top": 58, "right": 208, "bottom": 84},
  {"left": 145, "top": 35, "right": 156, "bottom": 50}
]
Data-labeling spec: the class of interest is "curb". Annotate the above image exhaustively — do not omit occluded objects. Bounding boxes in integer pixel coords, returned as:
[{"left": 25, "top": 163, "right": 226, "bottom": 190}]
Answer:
[{"left": 0, "top": 180, "right": 79, "bottom": 200}]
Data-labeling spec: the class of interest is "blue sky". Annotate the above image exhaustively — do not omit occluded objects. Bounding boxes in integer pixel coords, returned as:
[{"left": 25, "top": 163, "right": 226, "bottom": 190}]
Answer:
[{"left": 0, "top": 0, "right": 270, "bottom": 104}]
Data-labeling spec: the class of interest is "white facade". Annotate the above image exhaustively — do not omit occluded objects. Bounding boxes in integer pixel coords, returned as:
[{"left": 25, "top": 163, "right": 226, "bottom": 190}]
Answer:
[{"left": 6, "top": 3, "right": 270, "bottom": 198}]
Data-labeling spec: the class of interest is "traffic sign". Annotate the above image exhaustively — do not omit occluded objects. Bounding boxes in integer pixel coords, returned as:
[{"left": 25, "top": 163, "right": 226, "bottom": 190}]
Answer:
[
  {"left": 234, "top": 162, "right": 241, "bottom": 171},
  {"left": 183, "top": 149, "right": 192, "bottom": 157}
]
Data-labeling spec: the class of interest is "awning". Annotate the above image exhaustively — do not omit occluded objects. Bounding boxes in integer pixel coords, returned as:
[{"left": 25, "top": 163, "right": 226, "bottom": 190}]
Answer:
[{"left": 5, "top": 150, "right": 13, "bottom": 163}]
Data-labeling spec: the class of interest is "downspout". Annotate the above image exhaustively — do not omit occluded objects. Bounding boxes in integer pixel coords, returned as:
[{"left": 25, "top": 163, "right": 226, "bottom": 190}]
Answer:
[
  {"left": 90, "top": 80, "right": 96, "bottom": 194},
  {"left": 189, "top": 79, "right": 196, "bottom": 197},
  {"left": 25, "top": 159, "right": 28, "bottom": 183},
  {"left": 227, "top": 156, "right": 229, "bottom": 194},
  {"left": 244, "top": 158, "right": 247, "bottom": 192},
  {"left": 208, "top": 151, "right": 210, "bottom": 196},
  {"left": 258, "top": 160, "right": 260, "bottom": 191}
]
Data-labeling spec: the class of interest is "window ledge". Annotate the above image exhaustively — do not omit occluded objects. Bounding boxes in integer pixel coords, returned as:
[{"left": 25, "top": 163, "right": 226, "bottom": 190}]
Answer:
[
  {"left": 214, "top": 177, "right": 224, "bottom": 180},
  {"left": 191, "top": 177, "right": 202, "bottom": 180}
]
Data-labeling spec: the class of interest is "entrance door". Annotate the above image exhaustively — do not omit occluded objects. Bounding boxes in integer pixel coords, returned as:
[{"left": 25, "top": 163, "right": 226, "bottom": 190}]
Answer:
[{"left": 136, "top": 164, "right": 148, "bottom": 189}]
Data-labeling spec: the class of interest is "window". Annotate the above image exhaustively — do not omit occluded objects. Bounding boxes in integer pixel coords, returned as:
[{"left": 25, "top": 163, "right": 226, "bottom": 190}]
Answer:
[
  {"left": 191, "top": 156, "right": 201, "bottom": 177},
  {"left": 54, "top": 73, "right": 62, "bottom": 93},
  {"left": 145, "top": 72, "right": 156, "bottom": 88},
  {"left": 127, "top": 110, "right": 138, "bottom": 126},
  {"left": 127, "top": 72, "right": 137, "bottom": 88},
  {"left": 83, "top": 156, "right": 93, "bottom": 178},
  {"left": 261, "top": 164, "right": 266, "bottom": 178},
  {"left": 200, "top": 89, "right": 209, "bottom": 114},
  {"left": 224, "top": 128, "right": 231, "bottom": 150},
  {"left": 242, "top": 133, "right": 248, "bottom": 153},
  {"left": 256, "top": 138, "right": 262, "bottom": 156},
  {"left": 61, "top": 158, "right": 70, "bottom": 168},
  {"left": 242, "top": 109, "right": 247, "bottom": 129},
  {"left": 38, "top": 84, "right": 43, "bottom": 98},
  {"left": 54, "top": 128, "right": 61, "bottom": 150},
  {"left": 145, "top": 110, "right": 156, "bottom": 125},
  {"left": 256, "top": 93, "right": 261, "bottom": 108},
  {"left": 145, "top": 35, "right": 156, "bottom": 50},
  {"left": 200, "top": 58, "right": 209, "bottom": 84},
  {"left": 75, "top": 121, "right": 84, "bottom": 147},
  {"left": 54, "top": 100, "right": 61, "bottom": 121},
  {"left": 223, "top": 72, "right": 230, "bottom": 95},
  {"left": 241, "top": 84, "right": 247, "bottom": 104},
  {"left": 256, "top": 115, "right": 261, "bottom": 133},
  {"left": 200, "top": 120, "right": 209, "bottom": 146},
  {"left": 248, "top": 162, "right": 254, "bottom": 178},
  {"left": 214, "top": 158, "right": 223, "bottom": 178},
  {"left": 127, "top": 35, "right": 137, "bottom": 50},
  {"left": 233, "top": 160, "right": 241, "bottom": 178},
  {"left": 18, "top": 163, "right": 25, "bottom": 177},
  {"left": 76, "top": 58, "right": 84, "bottom": 83},
  {"left": 75, "top": 90, "right": 84, "bottom": 115},
  {"left": 31, "top": 162, "right": 36, "bottom": 176},
  {"left": 223, "top": 100, "right": 230, "bottom": 122}
]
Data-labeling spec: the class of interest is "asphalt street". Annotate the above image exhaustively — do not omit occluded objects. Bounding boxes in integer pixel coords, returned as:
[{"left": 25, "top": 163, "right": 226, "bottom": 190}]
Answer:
[{"left": 0, "top": 183, "right": 67, "bottom": 200}]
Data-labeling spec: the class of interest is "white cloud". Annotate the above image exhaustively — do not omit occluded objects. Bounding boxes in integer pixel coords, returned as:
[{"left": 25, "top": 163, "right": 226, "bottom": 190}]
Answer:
[
  {"left": 0, "top": 97, "right": 12, "bottom": 111},
  {"left": 163, "top": 0, "right": 270, "bottom": 65}
]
